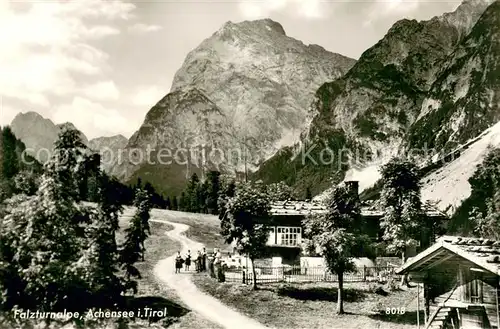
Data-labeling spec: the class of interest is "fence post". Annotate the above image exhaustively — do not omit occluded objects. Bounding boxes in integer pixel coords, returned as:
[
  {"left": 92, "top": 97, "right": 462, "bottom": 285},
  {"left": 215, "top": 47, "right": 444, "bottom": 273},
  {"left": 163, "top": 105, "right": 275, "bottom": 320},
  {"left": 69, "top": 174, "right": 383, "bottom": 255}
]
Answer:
[
  {"left": 363, "top": 265, "right": 367, "bottom": 281},
  {"left": 242, "top": 270, "right": 246, "bottom": 284}
]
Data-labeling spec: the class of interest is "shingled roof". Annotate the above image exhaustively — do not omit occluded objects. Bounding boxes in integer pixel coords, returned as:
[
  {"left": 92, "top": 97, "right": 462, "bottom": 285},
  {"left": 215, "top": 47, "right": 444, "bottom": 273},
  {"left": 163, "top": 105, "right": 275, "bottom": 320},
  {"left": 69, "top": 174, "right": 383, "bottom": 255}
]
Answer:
[
  {"left": 396, "top": 235, "right": 500, "bottom": 276},
  {"left": 269, "top": 200, "right": 446, "bottom": 218},
  {"left": 269, "top": 201, "right": 327, "bottom": 216}
]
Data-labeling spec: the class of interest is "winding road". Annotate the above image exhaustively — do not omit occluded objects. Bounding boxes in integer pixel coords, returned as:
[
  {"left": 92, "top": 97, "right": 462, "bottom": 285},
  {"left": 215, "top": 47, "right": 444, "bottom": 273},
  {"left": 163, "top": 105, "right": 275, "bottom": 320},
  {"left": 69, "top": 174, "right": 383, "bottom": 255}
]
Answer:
[{"left": 151, "top": 219, "right": 270, "bottom": 329}]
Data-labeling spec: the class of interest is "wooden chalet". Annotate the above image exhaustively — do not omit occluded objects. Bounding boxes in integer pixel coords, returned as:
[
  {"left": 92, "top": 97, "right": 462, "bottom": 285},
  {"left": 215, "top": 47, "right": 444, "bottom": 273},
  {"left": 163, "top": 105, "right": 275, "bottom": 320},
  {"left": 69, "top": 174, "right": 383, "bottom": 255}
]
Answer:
[
  {"left": 262, "top": 181, "right": 448, "bottom": 263},
  {"left": 396, "top": 236, "right": 500, "bottom": 329}
]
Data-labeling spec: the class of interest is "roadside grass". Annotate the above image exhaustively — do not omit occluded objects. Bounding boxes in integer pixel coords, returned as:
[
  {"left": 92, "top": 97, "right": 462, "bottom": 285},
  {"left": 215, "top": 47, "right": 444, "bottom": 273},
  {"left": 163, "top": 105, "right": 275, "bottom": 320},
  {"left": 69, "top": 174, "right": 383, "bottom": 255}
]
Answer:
[
  {"left": 191, "top": 275, "right": 425, "bottom": 329},
  {"left": 120, "top": 211, "right": 223, "bottom": 329},
  {"left": 149, "top": 209, "right": 228, "bottom": 252}
]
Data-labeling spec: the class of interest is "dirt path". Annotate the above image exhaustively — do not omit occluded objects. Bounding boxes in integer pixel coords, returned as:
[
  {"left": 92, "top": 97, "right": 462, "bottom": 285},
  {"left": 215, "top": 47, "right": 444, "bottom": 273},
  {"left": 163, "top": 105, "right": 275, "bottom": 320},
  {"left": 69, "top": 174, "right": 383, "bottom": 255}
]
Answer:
[{"left": 151, "top": 219, "right": 270, "bottom": 329}]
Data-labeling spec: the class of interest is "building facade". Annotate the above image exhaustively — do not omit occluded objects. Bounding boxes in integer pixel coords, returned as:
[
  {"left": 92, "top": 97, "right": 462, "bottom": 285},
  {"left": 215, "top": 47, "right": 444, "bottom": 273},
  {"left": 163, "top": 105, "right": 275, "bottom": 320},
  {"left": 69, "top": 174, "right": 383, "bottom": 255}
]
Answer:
[
  {"left": 397, "top": 236, "right": 500, "bottom": 329},
  {"left": 262, "top": 181, "right": 448, "bottom": 264}
]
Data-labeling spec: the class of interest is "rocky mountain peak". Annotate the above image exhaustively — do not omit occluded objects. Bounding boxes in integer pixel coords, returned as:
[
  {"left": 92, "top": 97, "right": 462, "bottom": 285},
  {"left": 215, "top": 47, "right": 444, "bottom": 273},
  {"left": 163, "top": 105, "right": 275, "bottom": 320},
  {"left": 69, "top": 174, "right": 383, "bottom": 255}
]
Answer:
[
  {"left": 219, "top": 18, "right": 287, "bottom": 37},
  {"left": 113, "top": 19, "right": 356, "bottom": 195},
  {"left": 438, "top": 0, "right": 496, "bottom": 35}
]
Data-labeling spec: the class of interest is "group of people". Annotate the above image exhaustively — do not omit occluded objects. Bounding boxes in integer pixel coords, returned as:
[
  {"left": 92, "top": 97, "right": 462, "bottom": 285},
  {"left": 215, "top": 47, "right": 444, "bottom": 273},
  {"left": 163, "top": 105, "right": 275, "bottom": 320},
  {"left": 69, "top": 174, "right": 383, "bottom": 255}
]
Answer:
[{"left": 174, "top": 248, "right": 207, "bottom": 273}]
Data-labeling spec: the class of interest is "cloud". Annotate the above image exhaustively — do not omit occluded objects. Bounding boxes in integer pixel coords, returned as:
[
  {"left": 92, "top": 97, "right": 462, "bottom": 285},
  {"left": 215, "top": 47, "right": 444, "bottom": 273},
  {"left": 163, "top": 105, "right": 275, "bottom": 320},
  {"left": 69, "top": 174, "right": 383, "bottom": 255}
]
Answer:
[
  {"left": 82, "top": 81, "right": 121, "bottom": 101},
  {"left": 0, "top": 100, "right": 22, "bottom": 128},
  {"left": 128, "top": 23, "right": 163, "bottom": 33},
  {"left": 132, "top": 86, "right": 165, "bottom": 107},
  {"left": 0, "top": 0, "right": 133, "bottom": 107},
  {"left": 238, "top": 0, "right": 326, "bottom": 19},
  {"left": 52, "top": 97, "right": 134, "bottom": 138},
  {"left": 364, "top": 0, "right": 422, "bottom": 26}
]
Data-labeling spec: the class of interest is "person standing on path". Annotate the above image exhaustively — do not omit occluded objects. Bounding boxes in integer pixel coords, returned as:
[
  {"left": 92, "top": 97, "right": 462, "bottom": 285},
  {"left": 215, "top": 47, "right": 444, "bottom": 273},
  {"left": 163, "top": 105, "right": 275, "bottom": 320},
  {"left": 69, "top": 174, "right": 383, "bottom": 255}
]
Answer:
[
  {"left": 202, "top": 247, "right": 207, "bottom": 272},
  {"left": 185, "top": 250, "right": 191, "bottom": 271},
  {"left": 196, "top": 250, "right": 202, "bottom": 273},
  {"left": 175, "top": 251, "right": 183, "bottom": 274}
]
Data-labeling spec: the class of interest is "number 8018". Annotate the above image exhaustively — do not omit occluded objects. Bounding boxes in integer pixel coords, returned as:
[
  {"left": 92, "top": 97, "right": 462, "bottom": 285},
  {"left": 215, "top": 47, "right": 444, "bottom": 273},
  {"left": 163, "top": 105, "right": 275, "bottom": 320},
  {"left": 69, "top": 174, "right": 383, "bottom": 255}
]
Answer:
[{"left": 386, "top": 307, "right": 405, "bottom": 314}]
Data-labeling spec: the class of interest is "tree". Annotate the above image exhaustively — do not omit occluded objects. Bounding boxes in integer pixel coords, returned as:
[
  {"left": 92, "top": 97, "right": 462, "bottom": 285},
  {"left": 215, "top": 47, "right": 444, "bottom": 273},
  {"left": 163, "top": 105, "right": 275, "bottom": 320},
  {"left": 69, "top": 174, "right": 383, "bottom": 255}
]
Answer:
[
  {"left": 165, "top": 196, "right": 171, "bottom": 210},
  {"left": 196, "top": 182, "right": 207, "bottom": 214},
  {"left": 144, "top": 181, "right": 165, "bottom": 209},
  {"left": 0, "top": 127, "right": 131, "bottom": 327},
  {"left": 473, "top": 191, "right": 500, "bottom": 239},
  {"left": 172, "top": 195, "right": 178, "bottom": 210},
  {"left": 179, "top": 192, "right": 187, "bottom": 211},
  {"left": 13, "top": 170, "right": 40, "bottom": 195},
  {"left": 83, "top": 172, "right": 126, "bottom": 309},
  {"left": 120, "top": 189, "right": 152, "bottom": 270},
  {"left": 0, "top": 127, "right": 160, "bottom": 328},
  {"left": 204, "top": 171, "right": 221, "bottom": 214},
  {"left": 458, "top": 147, "right": 500, "bottom": 236},
  {"left": 305, "top": 186, "right": 312, "bottom": 200},
  {"left": 220, "top": 181, "right": 270, "bottom": 290},
  {"left": 267, "top": 181, "right": 295, "bottom": 201},
  {"left": 303, "top": 185, "right": 371, "bottom": 314},
  {"left": 379, "top": 158, "right": 423, "bottom": 285},
  {"left": 185, "top": 173, "right": 200, "bottom": 212},
  {"left": 217, "top": 178, "right": 236, "bottom": 218},
  {"left": 1, "top": 126, "right": 19, "bottom": 180}
]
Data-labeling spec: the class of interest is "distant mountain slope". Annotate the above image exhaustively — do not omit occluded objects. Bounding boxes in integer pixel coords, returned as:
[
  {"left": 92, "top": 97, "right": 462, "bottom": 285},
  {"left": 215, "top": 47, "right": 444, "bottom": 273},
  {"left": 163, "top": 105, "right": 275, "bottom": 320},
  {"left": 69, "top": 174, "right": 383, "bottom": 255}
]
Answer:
[
  {"left": 10, "top": 112, "right": 88, "bottom": 163},
  {"left": 88, "top": 135, "right": 128, "bottom": 173}
]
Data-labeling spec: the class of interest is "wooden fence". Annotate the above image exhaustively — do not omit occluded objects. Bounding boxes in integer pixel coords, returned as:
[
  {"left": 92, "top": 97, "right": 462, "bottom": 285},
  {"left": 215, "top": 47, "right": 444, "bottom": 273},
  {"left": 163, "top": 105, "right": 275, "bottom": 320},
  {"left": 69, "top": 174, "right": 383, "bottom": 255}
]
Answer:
[{"left": 222, "top": 265, "right": 399, "bottom": 285}]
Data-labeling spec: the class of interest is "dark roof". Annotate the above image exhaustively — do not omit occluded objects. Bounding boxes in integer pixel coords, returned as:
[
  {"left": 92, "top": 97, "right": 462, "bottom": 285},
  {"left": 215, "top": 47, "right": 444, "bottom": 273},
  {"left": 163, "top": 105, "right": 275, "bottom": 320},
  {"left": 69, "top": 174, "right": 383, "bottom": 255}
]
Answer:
[{"left": 396, "top": 236, "right": 500, "bottom": 276}]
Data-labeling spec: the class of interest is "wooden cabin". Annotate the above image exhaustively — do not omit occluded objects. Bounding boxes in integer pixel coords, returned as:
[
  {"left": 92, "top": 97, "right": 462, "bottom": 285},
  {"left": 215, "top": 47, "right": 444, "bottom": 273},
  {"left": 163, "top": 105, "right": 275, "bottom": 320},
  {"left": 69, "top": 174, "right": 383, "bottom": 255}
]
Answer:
[
  {"left": 396, "top": 236, "right": 500, "bottom": 329},
  {"left": 261, "top": 181, "right": 448, "bottom": 264}
]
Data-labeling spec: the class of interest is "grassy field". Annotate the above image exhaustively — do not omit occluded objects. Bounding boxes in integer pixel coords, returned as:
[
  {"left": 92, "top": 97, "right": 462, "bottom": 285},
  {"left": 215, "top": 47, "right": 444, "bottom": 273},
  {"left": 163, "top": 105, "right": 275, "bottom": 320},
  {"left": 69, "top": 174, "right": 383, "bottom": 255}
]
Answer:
[{"left": 192, "top": 275, "right": 425, "bottom": 329}]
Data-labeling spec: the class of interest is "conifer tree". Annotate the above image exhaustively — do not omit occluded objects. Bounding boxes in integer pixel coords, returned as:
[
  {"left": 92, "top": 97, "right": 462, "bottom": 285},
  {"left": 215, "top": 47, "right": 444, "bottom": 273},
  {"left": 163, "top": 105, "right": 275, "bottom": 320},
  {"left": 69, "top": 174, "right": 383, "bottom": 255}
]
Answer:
[
  {"left": 172, "top": 195, "right": 178, "bottom": 210},
  {"left": 179, "top": 191, "right": 187, "bottom": 211},
  {"left": 204, "top": 171, "right": 221, "bottom": 214},
  {"left": 0, "top": 128, "right": 101, "bottom": 319},
  {"left": 185, "top": 173, "right": 200, "bottom": 212},
  {"left": 305, "top": 186, "right": 313, "bottom": 200},
  {"left": 120, "top": 189, "right": 152, "bottom": 278},
  {"left": 1, "top": 126, "right": 19, "bottom": 180}
]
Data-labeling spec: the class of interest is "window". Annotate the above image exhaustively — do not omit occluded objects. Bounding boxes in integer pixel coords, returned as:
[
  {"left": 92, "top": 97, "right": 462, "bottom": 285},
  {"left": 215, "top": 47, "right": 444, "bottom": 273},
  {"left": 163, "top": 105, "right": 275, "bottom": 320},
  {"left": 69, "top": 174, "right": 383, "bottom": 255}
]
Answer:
[
  {"left": 276, "top": 226, "right": 301, "bottom": 246},
  {"left": 267, "top": 227, "right": 276, "bottom": 245},
  {"left": 470, "top": 278, "right": 483, "bottom": 304}
]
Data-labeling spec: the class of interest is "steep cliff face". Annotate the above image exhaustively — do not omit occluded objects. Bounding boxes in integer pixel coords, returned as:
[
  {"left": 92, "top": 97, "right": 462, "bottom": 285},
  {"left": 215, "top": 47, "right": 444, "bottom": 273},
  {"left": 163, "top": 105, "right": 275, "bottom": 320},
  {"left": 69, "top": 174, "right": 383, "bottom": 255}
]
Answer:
[
  {"left": 111, "top": 18, "right": 356, "bottom": 195},
  {"left": 10, "top": 112, "right": 88, "bottom": 163},
  {"left": 407, "top": 0, "right": 500, "bottom": 154},
  {"left": 254, "top": 0, "right": 497, "bottom": 197},
  {"left": 88, "top": 135, "right": 128, "bottom": 173}
]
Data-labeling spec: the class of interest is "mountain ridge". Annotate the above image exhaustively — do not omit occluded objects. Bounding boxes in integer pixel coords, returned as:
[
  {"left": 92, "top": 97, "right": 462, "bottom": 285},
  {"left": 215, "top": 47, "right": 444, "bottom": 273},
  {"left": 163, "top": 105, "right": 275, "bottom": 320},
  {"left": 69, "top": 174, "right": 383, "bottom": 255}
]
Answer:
[{"left": 110, "top": 18, "right": 357, "bottom": 195}]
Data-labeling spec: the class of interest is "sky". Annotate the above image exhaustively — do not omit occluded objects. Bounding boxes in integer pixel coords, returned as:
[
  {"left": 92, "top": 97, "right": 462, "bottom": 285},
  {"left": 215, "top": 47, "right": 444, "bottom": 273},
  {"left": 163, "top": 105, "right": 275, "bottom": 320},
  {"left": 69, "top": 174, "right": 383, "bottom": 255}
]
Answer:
[{"left": 0, "top": 0, "right": 462, "bottom": 139}]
